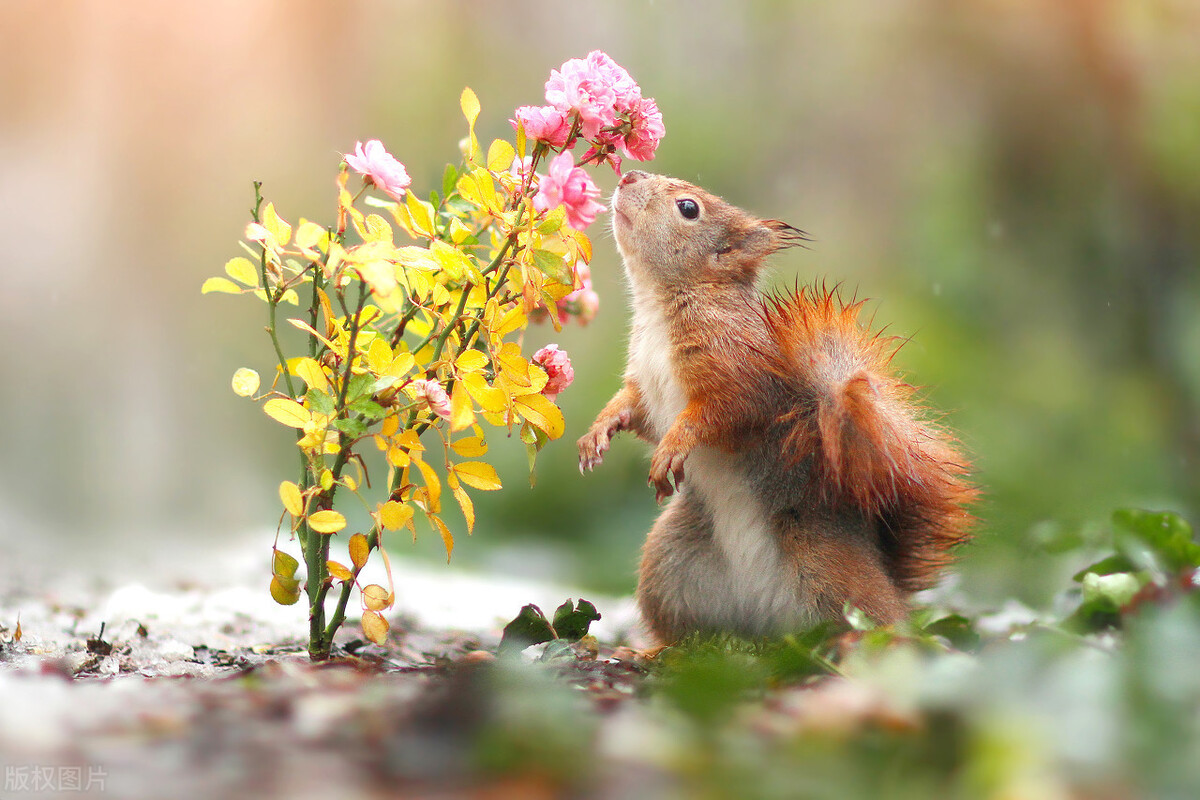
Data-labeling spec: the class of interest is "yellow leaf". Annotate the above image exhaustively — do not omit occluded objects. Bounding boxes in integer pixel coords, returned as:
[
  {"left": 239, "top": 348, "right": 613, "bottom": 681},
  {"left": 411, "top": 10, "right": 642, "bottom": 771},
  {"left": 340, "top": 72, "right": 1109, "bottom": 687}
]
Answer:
[
  {"left": 273, "top": 547, "right": 300, "bottom": 578},
  {"left": 412, "top": 457, "right": 442, "bottom": 513},
  {"left": 361, "top": 609, "right": 389, "bottom": 644},
  {"left": 326, "top": 560, "right": 353, "bottom": 582},
  {"left": 453, "top": 461, "right": 502, "bottom": 491},
  {"left": 363, "top": 214, "right": 393, "bottom": 244},
  {"left": 460, "top": 86, "right": 481, "bottom": 164},
  {"left": 264, "top": 398, "right": 312, "bottom": 428},
  {"left": 450, "top": 436, "right": 488, "bottom": 457},
  {"left": 430, "top": 514, "right": 454, "bottom": 561},
  {"left": 201, "top": 277, "right": 242, "bottom": 295},
  {"left": 293, "top": 357, "right": 329, "bottom": 393},
  {"left": 379, "top": 500, "right": 414, "bottom": 531},
  {"left": 455, "top": 349, "right": 488, "bottom": 373},
  {"left": 225, "top": 257, "right": 259, "bottom": 287},
  {"left": 349, "top": 532, "right": 369, "bottom": 570},
  {"left": 449, "top": 218, "right": 472, "bottom": 244},
  {"left": 263, "top": 202, "right": 292, "bottom": 246},
  {"left": 231, "top": 367, "right": 260, "bottom": 397},
  {"left": 460, "top": 86, "right": 480, "bottom": 126},
  {"left": 307, "top": 509, "right": 347, "bottom": 534},
  {"left": 395, "top": 429, "right": 425, "bottom": 452},
  {"left": 362, "top": 583, "right": 391, "bottom": 611},
  {"left": 286, "top": 318, "right": 339, "bottom": 352},
  {"left": 365, "top": 338, "right": 392, "bottom": 376},
  {"left": 279, "top": 481, "right": 304, "bottom": 517},
  {"left": 295, "top": 220, "right": 326, "bottom": 250},
  {"left": 405, "top": 192, "right": 435, "bottom": 238},
  {"left": 494, "top": 306, "right": 527, "bottom": 338},
  {"left": 452, "top": 481, "right": 475, "bottom": 534},
  {"left": 487, "top": 139, "right": 516, "bottom": 173},
  {"left": 495, "top": 343, "right": 531, "bottom": 388},
  {"left": 513, "top": 393, "right": 565, "bottom": 439},
  {"left": 462, "top": 373, "right": 508, "bottom": 413},
  {"left": 387, "top": 352, "right": 416, "bottom": 379},
  {"left": 270, "top": 575, "right": 301, "bottom": 605},
  {"left": 449, "top": 380, "right": 475, "bottom": 433}
]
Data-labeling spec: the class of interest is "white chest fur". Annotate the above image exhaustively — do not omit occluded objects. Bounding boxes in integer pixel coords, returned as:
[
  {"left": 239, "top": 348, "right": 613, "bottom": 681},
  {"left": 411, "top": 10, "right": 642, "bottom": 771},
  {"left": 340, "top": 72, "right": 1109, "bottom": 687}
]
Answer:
[
  {"left": 626, "top": 291, "right": 685, "bottom": 442},
  {"left": 625, "top": 287, "right": 803, "bottom": 633}
]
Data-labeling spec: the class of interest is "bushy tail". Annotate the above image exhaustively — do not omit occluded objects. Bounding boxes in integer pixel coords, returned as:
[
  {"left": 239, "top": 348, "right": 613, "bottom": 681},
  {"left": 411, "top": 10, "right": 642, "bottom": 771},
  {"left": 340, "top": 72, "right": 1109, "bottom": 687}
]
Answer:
[{"left": 763, "top": 285, "right": 976, "bottom": 592}]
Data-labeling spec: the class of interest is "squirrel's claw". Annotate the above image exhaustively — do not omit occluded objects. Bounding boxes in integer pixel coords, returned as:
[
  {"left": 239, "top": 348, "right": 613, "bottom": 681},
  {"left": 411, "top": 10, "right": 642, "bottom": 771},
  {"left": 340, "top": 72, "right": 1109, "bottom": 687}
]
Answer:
[
  {"left": 577, "top": 427, "right": 612, "bottom": 474},
  {"left": 649, "top": 447, "right": 687, "bottom": 503},
  {"left": 578, "top": 410, "right": 632, "bottom": 474}
]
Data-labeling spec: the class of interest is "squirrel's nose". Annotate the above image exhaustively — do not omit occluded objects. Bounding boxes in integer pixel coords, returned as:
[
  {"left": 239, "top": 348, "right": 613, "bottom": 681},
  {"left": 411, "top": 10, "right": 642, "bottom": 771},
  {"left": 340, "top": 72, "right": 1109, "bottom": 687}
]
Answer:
[{"left": 620, "top": 170, "right": 648, "bottom": 186}]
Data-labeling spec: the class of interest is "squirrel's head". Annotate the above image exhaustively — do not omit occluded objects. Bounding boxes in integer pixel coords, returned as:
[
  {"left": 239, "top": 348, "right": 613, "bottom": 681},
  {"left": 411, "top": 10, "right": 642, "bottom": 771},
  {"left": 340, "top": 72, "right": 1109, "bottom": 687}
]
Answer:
[{"left": 611, "top": 171, "right": 807, "bottom": 291}]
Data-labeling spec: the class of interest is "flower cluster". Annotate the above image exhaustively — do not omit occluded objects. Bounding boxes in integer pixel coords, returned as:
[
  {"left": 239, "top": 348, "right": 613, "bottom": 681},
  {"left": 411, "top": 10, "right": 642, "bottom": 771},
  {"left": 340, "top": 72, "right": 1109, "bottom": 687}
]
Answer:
[
  {"left": 510, "top": 50, "right": 665, "bottom": 236},
  {"left": 529, "top": 50, "right": 665, "bottom": 170}
]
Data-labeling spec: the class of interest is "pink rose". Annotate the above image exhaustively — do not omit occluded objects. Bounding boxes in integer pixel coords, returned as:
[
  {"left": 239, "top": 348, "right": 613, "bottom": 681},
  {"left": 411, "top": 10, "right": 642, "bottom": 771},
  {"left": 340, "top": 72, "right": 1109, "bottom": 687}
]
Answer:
[
  {"left": 556, "top": 261, "right": 600, "bottom": 325},
  {"left": 511, "top": 105, "right": 572, "bottom": 148},
  {"left": 532, "top": 345, "right": 574, "bottom": 401},
  {"left": 620, "top": 97, "right": 665, "bottom": 162},
  {"left": 344, "top": 140, "right": 411, "bottom": 202},
  {"left": 411, "top": 379, "right": 451, "bottom": 420},
  {"left": 545, "top": 55, "right": 618, "bottom": 139},
  {"left": 586, "top": 51, "right": 641, "bottom": 111},
  {"left": 533, "top": 152, "right": 606, "bottom": 230}
]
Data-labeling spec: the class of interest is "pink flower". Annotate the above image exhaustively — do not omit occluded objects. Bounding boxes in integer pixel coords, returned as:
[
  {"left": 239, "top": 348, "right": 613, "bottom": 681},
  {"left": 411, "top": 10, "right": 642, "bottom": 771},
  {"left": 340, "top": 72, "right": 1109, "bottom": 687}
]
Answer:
[
  {"left": 344, "top": 140, "right": 411, "bottom": 202},
  {"left": 556, "top": 261, "right": 600, "bottom": 325},
  {"left": 511, "top": 105, "right": 572, "bottom": 148},
  {"left": 411, "top": 379, "right": 451, "bottom": 420},
  {"left": 545, "top": 54, "right": 619, "bottom": 139},
  {"left": 586, "top": 51, "right": 641, "bottom": 111},
  {"left": 532, "top": 345, "right": 574, "bottom": 401},
  {"left": 619, "top": 97, "right": 665, "bottom": 162},
  {"left": 533, "top": 152, "right": 606, "bottom": 230}
]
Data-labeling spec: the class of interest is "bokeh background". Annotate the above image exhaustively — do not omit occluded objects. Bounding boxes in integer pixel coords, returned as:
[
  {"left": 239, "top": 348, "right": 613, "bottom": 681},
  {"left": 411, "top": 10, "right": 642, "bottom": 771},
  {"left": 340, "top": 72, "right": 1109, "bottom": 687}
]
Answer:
[{"left": 2, "top": 0, "right": 1197, "bottom": 607}]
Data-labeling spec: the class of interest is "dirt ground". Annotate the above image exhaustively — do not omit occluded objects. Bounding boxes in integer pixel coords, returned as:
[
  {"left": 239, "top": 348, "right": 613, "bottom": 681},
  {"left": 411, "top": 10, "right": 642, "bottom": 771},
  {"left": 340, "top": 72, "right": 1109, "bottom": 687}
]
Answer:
[{"left": 0, "top": 539, "right": 644, "bottom": 799}]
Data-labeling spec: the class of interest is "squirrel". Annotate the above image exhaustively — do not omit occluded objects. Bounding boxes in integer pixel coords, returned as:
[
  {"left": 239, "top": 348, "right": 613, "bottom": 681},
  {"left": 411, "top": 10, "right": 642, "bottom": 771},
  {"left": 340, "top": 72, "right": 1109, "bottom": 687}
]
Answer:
[{"left": 578, "top": 170, "right": 975, "bottom": 645}]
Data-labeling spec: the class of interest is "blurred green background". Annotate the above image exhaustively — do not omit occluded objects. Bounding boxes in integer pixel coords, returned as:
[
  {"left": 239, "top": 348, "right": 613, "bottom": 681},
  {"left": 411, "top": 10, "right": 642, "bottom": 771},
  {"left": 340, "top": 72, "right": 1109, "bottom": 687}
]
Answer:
[{"left": 2, "top": 0, "right": 1197, "bottom": 606}]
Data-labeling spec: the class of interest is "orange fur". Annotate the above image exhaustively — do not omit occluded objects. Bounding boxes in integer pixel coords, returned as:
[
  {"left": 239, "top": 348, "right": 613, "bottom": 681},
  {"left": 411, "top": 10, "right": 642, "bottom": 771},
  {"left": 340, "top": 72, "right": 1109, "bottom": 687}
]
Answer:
[{"left": 763, "top": 286, "right": 976, "bottom": 592}]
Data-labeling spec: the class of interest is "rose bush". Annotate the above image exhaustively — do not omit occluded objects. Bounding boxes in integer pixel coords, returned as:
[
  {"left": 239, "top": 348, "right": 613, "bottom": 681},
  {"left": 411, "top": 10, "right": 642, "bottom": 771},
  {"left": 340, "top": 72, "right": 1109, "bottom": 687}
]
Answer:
[{"left": 203, "top": 52, "right": 663, "bottom": 659}]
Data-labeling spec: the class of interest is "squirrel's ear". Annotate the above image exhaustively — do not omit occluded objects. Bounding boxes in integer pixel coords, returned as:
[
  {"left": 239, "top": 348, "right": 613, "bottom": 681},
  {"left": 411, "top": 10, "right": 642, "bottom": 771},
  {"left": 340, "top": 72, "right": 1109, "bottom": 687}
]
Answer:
[{"left": 763, "top": 219, "right": 812, "bottom": 251}]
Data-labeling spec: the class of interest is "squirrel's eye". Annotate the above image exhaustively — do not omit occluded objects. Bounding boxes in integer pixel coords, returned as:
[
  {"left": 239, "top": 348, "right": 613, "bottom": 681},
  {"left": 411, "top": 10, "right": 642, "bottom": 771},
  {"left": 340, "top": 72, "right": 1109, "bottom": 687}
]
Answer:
[{"left": 676, "top": 198, "right": 700, "bottom": 220}]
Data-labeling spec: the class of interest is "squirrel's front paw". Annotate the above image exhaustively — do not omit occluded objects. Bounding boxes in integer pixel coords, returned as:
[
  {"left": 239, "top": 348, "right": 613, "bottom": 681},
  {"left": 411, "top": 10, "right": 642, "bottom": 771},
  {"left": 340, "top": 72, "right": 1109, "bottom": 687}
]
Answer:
[
  {"left": 648, "top": 444, "right": 687, "bottom": 503},
  {"left": 577, "top": 411, "right": 630, "bottom": 473}
]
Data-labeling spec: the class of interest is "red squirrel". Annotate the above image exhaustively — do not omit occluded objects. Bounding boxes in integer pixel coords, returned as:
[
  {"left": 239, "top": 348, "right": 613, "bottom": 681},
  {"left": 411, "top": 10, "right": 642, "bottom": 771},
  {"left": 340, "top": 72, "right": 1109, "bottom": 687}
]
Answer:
[{"left": 578, "top": 170, "right": 975, "bottom": 644}]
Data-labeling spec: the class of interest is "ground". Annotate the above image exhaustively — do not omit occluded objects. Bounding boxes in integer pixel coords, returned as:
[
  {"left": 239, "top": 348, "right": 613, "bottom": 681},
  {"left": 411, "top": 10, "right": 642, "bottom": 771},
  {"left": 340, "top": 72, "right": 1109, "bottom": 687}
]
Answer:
[{"left": 0, "top": 540, "right": 647, "bottom": 799}]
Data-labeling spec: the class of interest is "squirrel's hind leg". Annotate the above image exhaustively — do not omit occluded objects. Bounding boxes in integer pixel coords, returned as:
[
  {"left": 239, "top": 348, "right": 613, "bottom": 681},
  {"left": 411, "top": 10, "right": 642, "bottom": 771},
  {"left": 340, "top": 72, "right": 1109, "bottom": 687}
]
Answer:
[{"left": 781, "top": 512, "right": 906, "bottom": 626}]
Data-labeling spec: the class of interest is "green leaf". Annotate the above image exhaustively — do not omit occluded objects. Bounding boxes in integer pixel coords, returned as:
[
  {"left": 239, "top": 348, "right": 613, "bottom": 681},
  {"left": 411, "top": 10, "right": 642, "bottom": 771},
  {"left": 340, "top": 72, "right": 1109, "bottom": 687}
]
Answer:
[
  {"left": 306, "top": 388, "right": 336, "bottom": 417},
  {"left": 442, "top": 163, "right": 459, "bottom": 200},
  {"left": 348, "top": 398, "right": 387, "bottom": 420},
  {"left": 922, "top": 614, "right": 982, "bottom": 653},
  {"left": 551, "top": 599, "right": 601, "bottom": 642},
  {"left": 498, "top": 604, "right": 556, "bottom": 655},
  {"left": 333, "top": 417, "right": 368, "bottom": 438},
  {"left": 345, "top": 372, "right": 376, "bottom": 403},
  {"left": 1113, "top": 508, "right": 1200, "bottom": 575}
]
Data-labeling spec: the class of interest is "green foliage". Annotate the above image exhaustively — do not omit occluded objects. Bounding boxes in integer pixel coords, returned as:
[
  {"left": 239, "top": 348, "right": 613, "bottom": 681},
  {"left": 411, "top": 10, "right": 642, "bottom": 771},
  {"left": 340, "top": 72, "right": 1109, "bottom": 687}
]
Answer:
[{"left": 498, "top": 599, "right": 600, "bottom": 655}]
